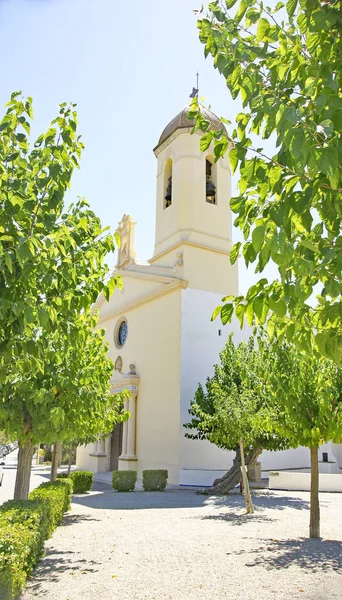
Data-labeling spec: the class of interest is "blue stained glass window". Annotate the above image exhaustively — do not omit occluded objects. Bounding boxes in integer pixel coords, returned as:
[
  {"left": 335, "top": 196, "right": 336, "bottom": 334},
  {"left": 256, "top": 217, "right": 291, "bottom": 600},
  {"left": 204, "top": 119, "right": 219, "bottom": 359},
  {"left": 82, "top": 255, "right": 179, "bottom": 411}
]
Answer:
[{"left": 118, "top": 321, "right": 128, "bottom": 347}]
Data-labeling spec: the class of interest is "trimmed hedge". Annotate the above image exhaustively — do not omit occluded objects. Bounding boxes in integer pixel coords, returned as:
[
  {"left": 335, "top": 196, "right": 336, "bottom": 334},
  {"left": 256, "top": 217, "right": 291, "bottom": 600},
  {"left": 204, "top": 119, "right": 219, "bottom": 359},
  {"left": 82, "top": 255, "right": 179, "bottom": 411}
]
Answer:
[
  {"left": 0, "top": 499, "right": 48, "bottom": 563},
  {"left": 0, "top": 479, "right": 71, "bottom": 599},
  {"left": 57, "top": 471, "right": 93, "bottom": 494},
  {"left": 70, "top": 471, "right": 93, "bottom": 493},
  {"left": 0, "top": 523, "right": 33, "bottom": 600},
  {"left": 29, "top": 480, "right": 71, "bottom": 536},
  {"left": 112, "top": 470, "right": 137, "bottom": 492},
  {"left": 142, "top": 470, "right": 168, "bottom": 491}
]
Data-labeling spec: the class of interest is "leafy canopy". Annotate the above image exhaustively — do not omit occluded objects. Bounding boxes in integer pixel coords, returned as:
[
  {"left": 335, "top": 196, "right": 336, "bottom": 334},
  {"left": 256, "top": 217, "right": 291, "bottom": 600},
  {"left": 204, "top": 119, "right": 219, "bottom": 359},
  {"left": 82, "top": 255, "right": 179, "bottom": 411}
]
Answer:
[
  {"left": 268, "top": 339, "right": 342, "bottom": 447},
  {"left": 0, "top": 93, "right": 122, "bottom": 445},
  {"left": 185, "top": 335, "right": 289, "bottom": 452},
  {"left": 190, "top": 0, "right": 342, "bottom": 363}
]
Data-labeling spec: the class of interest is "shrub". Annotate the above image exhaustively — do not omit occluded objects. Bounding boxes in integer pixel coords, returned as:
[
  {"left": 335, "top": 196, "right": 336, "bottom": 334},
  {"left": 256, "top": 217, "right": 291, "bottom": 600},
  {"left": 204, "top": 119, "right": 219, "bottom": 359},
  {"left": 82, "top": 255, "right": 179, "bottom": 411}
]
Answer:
[
  {"left": 29, "top": 480, "right": 70, "bottom": 536},
  {"left": 142, "top": 470, "right": 168, "bottom": 491},
  {"left": 55, "top": 478, "right": 73, "bottom": 510},
  {"left": 70, "top": 471, "right": 93, "bottom": 493},
  {"left": 0, "top": 499, "right": 48, "bottom": 561},
  {"left": 0, "top": 523, "right": 33, "bottom": 600},
  {"left": 0, "top": 479, "right": 72, "bottom": 600},
  {"left": 112, "top": 470, "right": 137, "bottom": 492},
  {"left": 57, "top": 471, "right": 92, "bottom": 494}
]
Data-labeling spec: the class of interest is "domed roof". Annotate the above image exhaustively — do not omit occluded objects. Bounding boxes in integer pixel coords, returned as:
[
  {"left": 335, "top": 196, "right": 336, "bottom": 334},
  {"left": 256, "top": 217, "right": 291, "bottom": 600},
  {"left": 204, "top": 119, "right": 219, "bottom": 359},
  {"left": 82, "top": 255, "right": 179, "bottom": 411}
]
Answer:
[{"left": 154, "top": 104, "right": 224, "bottom": 152}]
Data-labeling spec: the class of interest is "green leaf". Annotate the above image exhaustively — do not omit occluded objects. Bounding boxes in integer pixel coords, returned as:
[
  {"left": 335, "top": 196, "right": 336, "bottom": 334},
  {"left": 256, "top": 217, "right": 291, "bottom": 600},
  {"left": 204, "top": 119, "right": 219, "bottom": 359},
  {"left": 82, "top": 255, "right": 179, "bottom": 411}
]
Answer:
[
  {"left": 4, "top": 253, "right": 12, "bottom": 273},
  {"left": 256, "top": 18, "right": 270, "bottom": 41},
  {"left": 286, "top": 0, "right": 298, "bottom": 17},
  {"left": 229, "top": 147, "right": 239, "bottom": 173},
  {"left": 318, "top": 119, "right": 334, "bottom": 138},
  {"left": 230, "top": 195, "right": 243, "bottom": 213},
  {"left": 253, "top": 294, "right": 269, "bottom": 324},
  {"left": 230, "top": 242, "right": 241, "bottom": 264},
  {"left": 269, "top": 297, "right": 286, "bottom": 317},
  {"left": 245, "top": 301, "right": 254, "bottom": 326},
  {"left": 221, "top": 303, "right": 234, "bottom": 325},
  {"left": 235, "top": 303, "right": 245, "bottom": 328},
  {"left": 211, "top": 305, "right": 222, "bottom": 321},
  {"left": 200, "top": 131, "right": 214, "bottom": 151},
  {"left": 252, "top": 225, "right": 265, "bottom": 252}
]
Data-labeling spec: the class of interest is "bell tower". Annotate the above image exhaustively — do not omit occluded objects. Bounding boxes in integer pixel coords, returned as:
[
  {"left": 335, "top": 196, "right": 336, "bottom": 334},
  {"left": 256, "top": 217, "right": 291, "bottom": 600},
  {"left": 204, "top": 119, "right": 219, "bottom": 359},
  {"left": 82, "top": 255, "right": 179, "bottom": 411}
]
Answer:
[{"left": 149, "top": 104, "right": 238, "bottom": 295}]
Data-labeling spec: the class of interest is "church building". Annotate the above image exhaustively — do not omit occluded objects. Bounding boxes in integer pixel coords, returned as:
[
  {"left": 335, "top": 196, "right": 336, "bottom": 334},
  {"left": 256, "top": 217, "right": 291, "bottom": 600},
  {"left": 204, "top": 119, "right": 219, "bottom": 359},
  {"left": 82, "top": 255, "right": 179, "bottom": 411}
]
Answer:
[{"left": 76, "top": 104, "right": 341, "bottom": 485}]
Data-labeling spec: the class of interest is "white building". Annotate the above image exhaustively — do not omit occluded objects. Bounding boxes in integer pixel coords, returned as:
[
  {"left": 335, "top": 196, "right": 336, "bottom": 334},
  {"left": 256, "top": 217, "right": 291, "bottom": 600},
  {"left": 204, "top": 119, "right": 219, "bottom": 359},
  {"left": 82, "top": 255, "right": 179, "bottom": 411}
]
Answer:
[{"left": 76, "top": 104, "right": 342, "bottom": 485}]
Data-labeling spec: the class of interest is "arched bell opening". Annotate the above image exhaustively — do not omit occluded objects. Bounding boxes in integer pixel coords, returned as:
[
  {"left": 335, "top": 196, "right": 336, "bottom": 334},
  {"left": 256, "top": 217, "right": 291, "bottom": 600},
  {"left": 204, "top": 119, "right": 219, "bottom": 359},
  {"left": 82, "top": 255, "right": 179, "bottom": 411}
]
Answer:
[
  {"left": 206, "top": 156, "right": 217, "bottom": 205},
  {"left": 164, "top": 158, "right": 173, "bottom": 209}
]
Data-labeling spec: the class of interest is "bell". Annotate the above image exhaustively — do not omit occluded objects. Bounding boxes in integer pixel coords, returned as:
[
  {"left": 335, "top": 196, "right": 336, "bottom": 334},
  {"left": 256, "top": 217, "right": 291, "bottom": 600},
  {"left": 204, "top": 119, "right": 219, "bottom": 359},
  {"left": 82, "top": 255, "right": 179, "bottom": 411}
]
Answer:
[
  {"left": 206, "top": 178, "right": 216, "bottom": 199},
  {"left": 165, "top": 177, "right": 172, "bottom": 205}
]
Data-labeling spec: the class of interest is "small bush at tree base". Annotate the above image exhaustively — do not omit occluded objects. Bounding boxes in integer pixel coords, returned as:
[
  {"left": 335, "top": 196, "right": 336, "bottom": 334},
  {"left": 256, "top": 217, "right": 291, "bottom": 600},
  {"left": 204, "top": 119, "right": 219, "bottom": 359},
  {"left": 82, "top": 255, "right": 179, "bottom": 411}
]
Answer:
[
  {"left": 112, "top": 470, "right": 137, "bottom": 492},
  {"left": 142, "top": 470, "right": 168, "bottom": 491},
  {"left": 57, "top": 471, "right": 93, "bottom": 494},
  {"left": 69, "top": 471, "right": 93, "bottom": 493}
]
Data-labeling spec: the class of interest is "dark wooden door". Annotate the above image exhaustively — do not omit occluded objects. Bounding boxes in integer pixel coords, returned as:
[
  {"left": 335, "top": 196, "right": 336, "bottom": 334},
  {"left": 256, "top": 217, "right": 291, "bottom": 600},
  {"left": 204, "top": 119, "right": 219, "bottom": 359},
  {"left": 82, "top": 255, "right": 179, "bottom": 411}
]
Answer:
[{"left": 110, "top": 422, "right": 123, "bottom": 470}]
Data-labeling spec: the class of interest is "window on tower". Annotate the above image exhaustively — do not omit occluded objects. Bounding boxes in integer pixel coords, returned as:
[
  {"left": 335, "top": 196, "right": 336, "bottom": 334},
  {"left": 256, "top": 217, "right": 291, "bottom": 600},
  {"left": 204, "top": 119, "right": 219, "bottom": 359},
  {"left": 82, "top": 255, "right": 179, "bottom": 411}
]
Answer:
[
  {"left": 164, "top": 158, "right": 172, "bottom": 209},
  {"left": 206, "top": 158, "right": 216, "bottom": 205}
]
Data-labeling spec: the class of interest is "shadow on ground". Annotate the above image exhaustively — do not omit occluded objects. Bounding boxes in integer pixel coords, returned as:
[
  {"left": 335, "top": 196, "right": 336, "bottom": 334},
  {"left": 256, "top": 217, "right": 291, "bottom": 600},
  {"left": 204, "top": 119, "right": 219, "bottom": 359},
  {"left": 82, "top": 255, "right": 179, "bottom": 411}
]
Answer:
[
  {"left": 71, "top": 485, "right": 311, "bottom": 515},
  {"left": 200, "top": 511, "right": 275, "bottom": 526},
  {"left": 19, "top": 550, "right": 101, "bottom": 598},
  {"left": 227, "top": 538, "right": 342, "bottom": 572},
  {"left": 60, "top": 513, "right": 101, "bottom": 527}
]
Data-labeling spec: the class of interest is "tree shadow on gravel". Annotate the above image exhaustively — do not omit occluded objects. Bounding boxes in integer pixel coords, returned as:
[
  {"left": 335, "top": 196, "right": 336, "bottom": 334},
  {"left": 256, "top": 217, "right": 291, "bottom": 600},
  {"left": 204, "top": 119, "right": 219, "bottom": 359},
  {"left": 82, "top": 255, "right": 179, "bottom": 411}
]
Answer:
[
  {"left": 61, "top": 513, "right": 101, "bottom": 527},
  {"left": 251, "top": 493, "right": 311, "bottom": 511},
  {"left": 200, "top": 511, "right": 274, "bottom": 526},
  {"left": 227, "top": 538, "right": 342, "bottom": 573},
  {"left": 71, "top": 487, "right": 312, "bottom": 514},
  {"left": 19, "top": 549, "right": 101, "bottom": 598},
  {"left": 197, "top": 494, "right": 309, "bottom": 526}
]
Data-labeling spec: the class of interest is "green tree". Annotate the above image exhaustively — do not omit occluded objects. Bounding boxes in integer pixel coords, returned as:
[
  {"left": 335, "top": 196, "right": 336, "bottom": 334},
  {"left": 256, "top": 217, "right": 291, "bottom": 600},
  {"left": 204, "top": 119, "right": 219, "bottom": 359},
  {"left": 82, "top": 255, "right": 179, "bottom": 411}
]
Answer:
[
  {"left": 185, "top": 336, "right": 289, "bottom": 505},
  {"left": 269, "top": 341, "right": 342, "bottom": 538},
  {"left": 190, "top": 0, "right": 342, "bottom": 362},
  {"left": 0, "top": 93, "right": 121, "bottom": 499}
]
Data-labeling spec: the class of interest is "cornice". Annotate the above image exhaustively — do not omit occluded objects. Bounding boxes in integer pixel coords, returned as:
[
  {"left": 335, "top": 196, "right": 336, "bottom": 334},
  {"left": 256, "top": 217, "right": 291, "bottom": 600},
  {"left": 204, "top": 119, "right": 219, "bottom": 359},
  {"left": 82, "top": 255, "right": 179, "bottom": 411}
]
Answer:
[
  {"left": 98, "top": 277, "right": 188, "bottom": 324},
  {"left": 149, "top": 239, "right": 230, "bottom": 264}
]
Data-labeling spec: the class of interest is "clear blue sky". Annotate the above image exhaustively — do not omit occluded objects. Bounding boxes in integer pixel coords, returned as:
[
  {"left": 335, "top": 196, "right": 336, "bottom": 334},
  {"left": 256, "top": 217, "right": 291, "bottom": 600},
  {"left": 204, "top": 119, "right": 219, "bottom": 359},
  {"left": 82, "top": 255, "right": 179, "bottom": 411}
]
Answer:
[{"left": 0, "top": 0, "right": 277, "bottom": 293}]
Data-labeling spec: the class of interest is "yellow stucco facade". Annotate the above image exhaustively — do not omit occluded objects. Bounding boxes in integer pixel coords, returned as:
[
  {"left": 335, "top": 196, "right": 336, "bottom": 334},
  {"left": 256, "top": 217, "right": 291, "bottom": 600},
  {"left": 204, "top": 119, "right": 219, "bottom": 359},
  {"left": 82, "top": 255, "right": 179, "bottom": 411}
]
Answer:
[{"left": 76, "top": 105, "right": 240, "bottom": 485}]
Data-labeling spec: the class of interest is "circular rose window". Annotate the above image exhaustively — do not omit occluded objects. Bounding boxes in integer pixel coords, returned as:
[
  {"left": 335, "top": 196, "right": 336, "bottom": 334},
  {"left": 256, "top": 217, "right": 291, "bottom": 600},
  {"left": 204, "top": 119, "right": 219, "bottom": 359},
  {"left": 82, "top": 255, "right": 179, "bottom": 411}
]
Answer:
[{"left": 115, "top": 319, "right": 128, "bottom": 349}]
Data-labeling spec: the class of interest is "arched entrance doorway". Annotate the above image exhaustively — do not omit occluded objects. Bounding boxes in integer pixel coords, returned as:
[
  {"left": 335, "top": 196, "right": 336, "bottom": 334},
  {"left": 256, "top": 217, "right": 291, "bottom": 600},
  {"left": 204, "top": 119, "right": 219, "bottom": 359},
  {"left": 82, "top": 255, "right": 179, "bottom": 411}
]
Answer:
[{"left": 110, "top": 422, "right": 123, "bottom": 471}]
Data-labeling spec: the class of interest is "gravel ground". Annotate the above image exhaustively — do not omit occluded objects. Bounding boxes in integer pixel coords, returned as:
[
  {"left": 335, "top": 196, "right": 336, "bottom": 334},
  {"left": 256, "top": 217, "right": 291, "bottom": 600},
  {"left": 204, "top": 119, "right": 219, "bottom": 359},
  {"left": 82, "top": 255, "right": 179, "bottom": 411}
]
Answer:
[{"left": 20, "top": 483, "right": 342, "bottom": 600}]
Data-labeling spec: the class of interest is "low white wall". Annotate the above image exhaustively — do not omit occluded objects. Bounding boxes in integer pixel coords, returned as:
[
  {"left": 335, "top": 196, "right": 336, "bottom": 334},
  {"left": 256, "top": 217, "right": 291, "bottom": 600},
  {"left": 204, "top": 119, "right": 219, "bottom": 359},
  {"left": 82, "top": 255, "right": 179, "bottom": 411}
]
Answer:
[{"left": 269, "top": 471, "right": 342, "bottom": 492}]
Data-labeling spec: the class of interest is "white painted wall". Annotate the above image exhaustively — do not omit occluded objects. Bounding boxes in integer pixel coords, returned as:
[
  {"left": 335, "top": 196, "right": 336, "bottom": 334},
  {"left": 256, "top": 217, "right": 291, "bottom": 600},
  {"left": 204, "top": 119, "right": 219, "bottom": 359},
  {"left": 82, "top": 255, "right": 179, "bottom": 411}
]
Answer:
[
  {"left": 179, "top": 287, "right": 248, "bottom": 485},
  {"left": 269, "top": 471, "right": 342, "bottom": 492},
  {"left": 178, "top": 288, "right": 340, "bottom": 486}
]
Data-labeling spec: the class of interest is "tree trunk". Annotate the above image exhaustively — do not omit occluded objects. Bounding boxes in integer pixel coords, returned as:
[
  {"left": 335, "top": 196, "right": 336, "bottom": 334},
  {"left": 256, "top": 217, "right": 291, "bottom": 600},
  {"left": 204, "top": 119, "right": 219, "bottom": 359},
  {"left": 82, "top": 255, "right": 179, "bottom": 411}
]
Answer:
[
  {"left": 310, "top": 445, "right": 320, "bottom": 538},
  {"left": 67, "top": 444, "right": 73, "bottom": 477},
  {"left": 14, "top": 439, "right": 34, "bottom": 500},
  {"left": 239, "top": 439, "right": 254, "bottom": 514},
  {"left": 199, "top": 446, "right": 262, "bottom": 495},
  {"left": 50, "top": 441, "right": 62, "bottom": 482}
]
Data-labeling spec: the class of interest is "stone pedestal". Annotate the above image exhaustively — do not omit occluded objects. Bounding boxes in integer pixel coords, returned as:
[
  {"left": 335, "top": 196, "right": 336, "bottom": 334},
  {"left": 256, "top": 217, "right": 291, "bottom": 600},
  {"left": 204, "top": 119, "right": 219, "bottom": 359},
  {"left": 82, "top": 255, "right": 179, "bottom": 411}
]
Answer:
[{"left": 248, "top": 461, "right": 262, "bottom": 482}]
